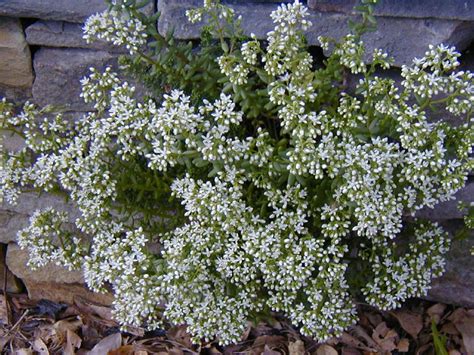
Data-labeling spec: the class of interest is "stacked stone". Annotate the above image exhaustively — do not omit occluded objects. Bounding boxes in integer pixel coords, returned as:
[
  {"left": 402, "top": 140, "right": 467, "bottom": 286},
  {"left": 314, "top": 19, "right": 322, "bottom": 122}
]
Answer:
[
  {"left": 0, "top": 0, "right": 141, "bottom": 305},
  {"left": 0, "top": 0, "right": 473, "bottom": 308}
]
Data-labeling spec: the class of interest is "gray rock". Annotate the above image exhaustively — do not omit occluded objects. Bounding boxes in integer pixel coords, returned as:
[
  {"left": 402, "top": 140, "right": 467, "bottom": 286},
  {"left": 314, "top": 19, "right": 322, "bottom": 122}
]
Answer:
[
  {"left": 32, "top": 47, "right": 117, "bottom": 111},
  {"left": 157, "top": 0, "right": 474, "bottom": 67},
  {"left": 6, "top": 243, "right": 113, "bottom": 304},
  {"left": 25, "top": 20, "right": 127, "bottom": 53},
  {"left": 0, "top": 192, "right": 81, "bottom": 244},
  {"left": 426, "top": 221, "right": 474, "bottom": 307},
  {"left": 32, "top": 47, "right": 150, "bottom": 111},
  {"left": 0, "top": 0, "right": 155, "bottom": 23},
  {"left": 0, "top": 211, "right": 29, "bottom": 244},
  {"left": 0, "top": 17, "right": 33, "bottom": 88},
  {"left": 1, "top": 191, "right": 80, "bottom": 220},
  {"left": 308, "top": 0, "right": 474, "bottom": 22},
  {"left": 0, "top": 84, "right": 32, "bottom": 105},
  {"left": 416, "top": 182, "right": 474, "bottom": 220}
]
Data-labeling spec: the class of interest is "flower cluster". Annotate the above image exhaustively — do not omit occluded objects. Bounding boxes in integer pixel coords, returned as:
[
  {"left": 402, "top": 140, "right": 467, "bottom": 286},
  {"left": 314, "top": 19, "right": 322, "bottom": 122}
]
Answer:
[
  {"left": 1, "top": 0, "right": 472, "bottom": 346},
  {"left": 84, "top": 5, "right": 147, "bottom": 55}
]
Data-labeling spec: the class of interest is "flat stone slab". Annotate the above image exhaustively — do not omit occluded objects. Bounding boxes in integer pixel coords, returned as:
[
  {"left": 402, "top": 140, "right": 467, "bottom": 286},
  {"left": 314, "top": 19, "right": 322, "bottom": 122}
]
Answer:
[
  {"left": 308, "top": 0, "right": 474, "bottom": 22},
  {"left": 0, "top": 191, "right": 81, "bottom": 244},
  {"left": 158, "top": 0, "right": 474, "bottom": 67},
  {"left": 6, "top": 243, "right": 113, "bottom": 305},
  {"left": 32, "top": 47, "right": 117, "bottom": 111},
  {"left": 416, "top": 182, "right": 474, "bottom": 220},
  {"left": 25, "top": 20, "right": 126, "bottom": 53},
  {"left": 0, "top": 0, "right": 154, "bottom": 23},
  {"left": 0, "top": 17, "right": 33, "bottom": 88},
  {"left": 427, "top": 221, "right": 474, "bottom": 308}
]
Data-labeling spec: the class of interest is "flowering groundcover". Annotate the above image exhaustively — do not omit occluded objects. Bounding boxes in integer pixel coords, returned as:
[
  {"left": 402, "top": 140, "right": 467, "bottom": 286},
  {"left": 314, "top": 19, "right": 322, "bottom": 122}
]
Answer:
[{"left": 1, "top": 0, "right": 473, "bottom": 345}]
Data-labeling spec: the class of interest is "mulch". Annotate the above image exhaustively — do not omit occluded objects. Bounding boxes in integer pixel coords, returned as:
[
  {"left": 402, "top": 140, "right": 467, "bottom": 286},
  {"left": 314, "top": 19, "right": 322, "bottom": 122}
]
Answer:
[{"left": 0, "top": 293, "right": 473, "bottom": 354}]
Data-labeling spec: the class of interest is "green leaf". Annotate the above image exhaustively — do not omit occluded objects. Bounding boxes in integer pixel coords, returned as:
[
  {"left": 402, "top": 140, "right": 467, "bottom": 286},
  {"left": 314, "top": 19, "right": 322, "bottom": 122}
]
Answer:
[
  {"left": 221, "top": 41, "right": 229, "bottom": 53},
  {"left": 288, "top": 173, "right": 296, "bottom": 186},
  {"left": 431, "top": 320, "right": 449, "bottom": 355},
  {"left": 192, "top": 158, "right": 209, "bottom": 168}
]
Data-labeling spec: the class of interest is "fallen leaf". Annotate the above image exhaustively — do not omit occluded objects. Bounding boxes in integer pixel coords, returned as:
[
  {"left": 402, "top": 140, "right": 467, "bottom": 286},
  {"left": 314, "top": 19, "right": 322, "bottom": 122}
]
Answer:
[
  {"left": 167, "top": 325, "right": 193, "bottom": 349},
  {"left": 251, "top": 335, "right": 286, "bottom": 355},
  {"left": 452, "top": 313, "right": 474, "bottom": 355},
  {"left": 0, "top": 295, "right": 10, "bottom": 325},
  {"left": 73, "top": 297, "right": 113, "bottom": 321},
  {"left": 427, "top": 304, "right": 447, "bottom": 325},
  {"left": 340, "top": 332, "right": 376, "bottom": 352},
  {"left": 289, "top": 340, "right": 305, "bottom": 355},
  {"left": 440, "top": 322, "right": 460, "bottom": 336},
  {"left": 32, "top": 338, "right": 49, "bottom": 355},
  {"left": 262, "top": 345, "right": 280, "bottom": 355},
  {"left": 447, "top": 309, "right": 465, "bottom": 324},
  {"left": 0, "top": 330, "right": 10, "bottom": 352},
  {"left": 366, "top": 313, "right": 383, "bottom": 328},
  {"left": 316, "top": 344, "right": 338, "bottom": 355},
  {"left": 390, "top": 311, "right": 423, "bottom": 339},
  {"left": 54, "top": 318, "right": 83, "bottom": 336},
  {"left": 351, "top": 325, "right": 379, "bottom": 349},
  {"left": 64, "top": 329, "right": 82, "bottom": 355},
  {"left": 86, "top": 332, "right": 122, "bottom": 355},
  {"left": 13, "top": 349, "right": 33, "bottom": 355},
  {"left": 108, "top": 345, "right": 135, "bottom": 355},
  {"left": 372, "top": 322, "right": 397, "bottom": 353},
  {"left": 240, "top": 323, "right": 252, "bottom": 341},
  {"left": 341, "top": 348, "right": 361, "bottom": 355},
  {"left": 397, "top": 338, "right": 410, "bottom": 352}
]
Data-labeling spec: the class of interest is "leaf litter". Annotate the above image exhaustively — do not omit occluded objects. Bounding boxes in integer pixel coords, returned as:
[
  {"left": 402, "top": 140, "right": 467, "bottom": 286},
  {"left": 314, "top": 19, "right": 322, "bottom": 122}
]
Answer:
[{"left": 0, "top": 294, "right": 473, "bottom": 354}]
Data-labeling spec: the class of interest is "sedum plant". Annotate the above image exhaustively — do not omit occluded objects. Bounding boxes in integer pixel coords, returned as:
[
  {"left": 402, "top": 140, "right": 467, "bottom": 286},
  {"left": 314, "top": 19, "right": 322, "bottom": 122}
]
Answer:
[{"left": 1, "top": 0, "right": 473, "bottom": 345}]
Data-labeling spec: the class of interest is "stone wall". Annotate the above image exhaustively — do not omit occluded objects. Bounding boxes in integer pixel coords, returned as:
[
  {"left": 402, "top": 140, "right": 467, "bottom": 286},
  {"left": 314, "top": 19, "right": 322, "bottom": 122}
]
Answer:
[{"left": 0, "top": 0, "right": 473, "bottom": 307}]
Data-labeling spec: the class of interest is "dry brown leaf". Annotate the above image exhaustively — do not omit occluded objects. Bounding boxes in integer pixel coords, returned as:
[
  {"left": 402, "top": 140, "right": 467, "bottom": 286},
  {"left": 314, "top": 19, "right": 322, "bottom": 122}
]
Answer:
[
  {"left": 397, "top": 338, "right": 410, "bottom": 352},
  {"left": 263, "top": 344, "right": 281, "bottom": 355},
  {"left": 64, "top": 329, "right": 82, "bottom": 355},
  {"left": 240, "top": 323, "right": 252, "bottom": 341},
  {"left": 0, "top": 295, "right": 10, "bottom": 325},
  {"left": 73, "top": 297, "right": 113, "bottom": 321},
  {"left": 341, "top": 348, "right": 361, "bottom": 355},
  {"left": 316, "top": 344, "right": 338, "bottom": 355},
  {"left": 371, "top": 322, "right": 389, "bottom": 341},
  {"left": 108, "top": 345, "right": 135, "bottom": 355},
  {"left": 0, "top": 329, "right": 10, "bottom": 353},
  {"left": 415, "top": 343, "right": 432, "bottom": 355},
  {"left": 54, "top": 318, "right": 83, "bottom": 336},
  {"left": 340, "top": 332, "right": 375, "bottom": 352},
  {"left": 390, "top": 310, "right": 423, "bottom": 339},
  {"left": 13, "top": 349, "right": 33, "bottom": 355},
  {"left": 447, "top": 308, "right": 466, "bottom": 324},
  {"left": 351, "top": 325, "right": 379, "bottom": 349},
  {"left": 251, "top": 335, "right": 286, "bottom": 355},
  {"left": 167, "top": 325, "right": 193, "bottom": 349},
  {"left": 366, "top": 313, "right": 383, "bottom": 328},
  {"left": 426, "top": 304, "right": 447, "bottom": 325},
  {"left": 372, "top": 322, "right": 397, "bottom": 353},
  {"left": 86, "top": 332, "right": 122, "bottom": 355},
  {"left": 289, "top": 340, "right": 305, "bottom": 355},
  {"left": 441, "top": 322, "right": 460, "bottom": 336},
  {"left": 32, "top": 338, "right": 49, "bottom": 355},
  {"left": 452, "top": 312, "right": 474, "bottom": 355}
]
